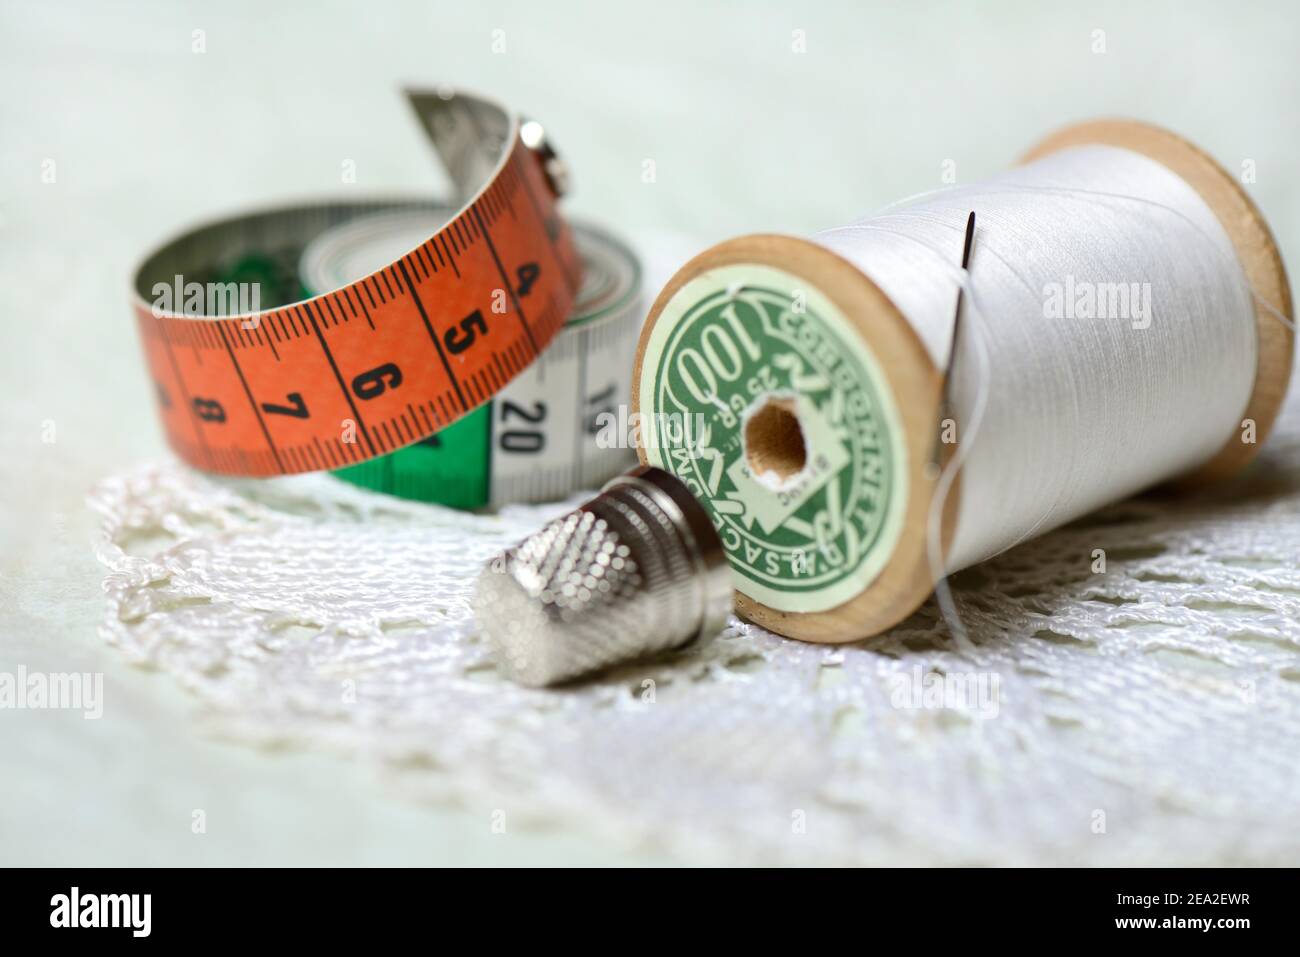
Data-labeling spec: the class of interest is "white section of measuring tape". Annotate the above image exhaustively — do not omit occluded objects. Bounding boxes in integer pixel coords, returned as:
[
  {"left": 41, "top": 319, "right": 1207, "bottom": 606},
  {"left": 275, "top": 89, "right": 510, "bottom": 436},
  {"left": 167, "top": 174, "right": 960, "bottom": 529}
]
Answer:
[
  {"left": 488, "top": 277, "right": 640, "bottom": 501},
  {"left": 815, "top": 143, "right": 1257, "bottom": 572},
  {"left": 302, "top": 211, "right": 642, "bottom": 505}
]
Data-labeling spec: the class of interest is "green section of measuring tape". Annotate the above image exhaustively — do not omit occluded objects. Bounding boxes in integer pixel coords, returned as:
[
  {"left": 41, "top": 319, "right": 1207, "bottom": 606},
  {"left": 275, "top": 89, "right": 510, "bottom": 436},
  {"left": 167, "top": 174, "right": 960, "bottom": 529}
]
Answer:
[
  {"left": 297, "top": 210, "right": 640, "bottom": 510},
  {"left": 332, "top": 406, "right": 492, "bottom": 509},
  {"left": 637, "top": 262, "right": 908, "bottom": 614}
]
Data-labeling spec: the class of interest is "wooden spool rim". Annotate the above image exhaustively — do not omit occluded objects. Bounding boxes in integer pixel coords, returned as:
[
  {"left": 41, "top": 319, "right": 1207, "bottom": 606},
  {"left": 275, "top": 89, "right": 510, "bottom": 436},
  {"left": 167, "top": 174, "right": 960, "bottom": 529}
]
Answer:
[{"left": 632, "top": 234, "right": 950, "bottom": 642}]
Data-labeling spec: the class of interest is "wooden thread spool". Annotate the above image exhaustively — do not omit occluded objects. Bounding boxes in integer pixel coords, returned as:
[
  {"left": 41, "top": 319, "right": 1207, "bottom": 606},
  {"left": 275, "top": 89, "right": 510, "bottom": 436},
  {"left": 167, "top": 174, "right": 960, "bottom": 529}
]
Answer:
[{"left": 633, "top": 120, "right": 1293, "bottom": 643}]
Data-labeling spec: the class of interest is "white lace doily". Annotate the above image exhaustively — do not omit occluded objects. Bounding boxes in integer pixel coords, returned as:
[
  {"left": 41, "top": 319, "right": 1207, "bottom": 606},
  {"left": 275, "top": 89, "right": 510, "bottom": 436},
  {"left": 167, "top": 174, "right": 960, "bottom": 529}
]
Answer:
[{"left": 90, "top": 380, "right": 1300, "bottom": 866}]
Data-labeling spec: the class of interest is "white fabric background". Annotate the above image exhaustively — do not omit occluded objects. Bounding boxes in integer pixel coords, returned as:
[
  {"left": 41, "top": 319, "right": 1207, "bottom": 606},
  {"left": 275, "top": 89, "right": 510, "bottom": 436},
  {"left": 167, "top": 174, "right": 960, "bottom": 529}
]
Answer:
[{"left": 3, "top": 0, "right": 1299, "bottom": 865}]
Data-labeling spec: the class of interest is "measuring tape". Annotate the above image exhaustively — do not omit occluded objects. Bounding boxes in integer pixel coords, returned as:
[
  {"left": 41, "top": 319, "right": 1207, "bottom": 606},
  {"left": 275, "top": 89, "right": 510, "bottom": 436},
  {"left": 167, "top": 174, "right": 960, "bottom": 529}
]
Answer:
[
  {"left": 299, "top": 210, "right": 641, "bottom": 507},
  {"left": 130, "top": 90, "right": 582, "bottom": 477}
]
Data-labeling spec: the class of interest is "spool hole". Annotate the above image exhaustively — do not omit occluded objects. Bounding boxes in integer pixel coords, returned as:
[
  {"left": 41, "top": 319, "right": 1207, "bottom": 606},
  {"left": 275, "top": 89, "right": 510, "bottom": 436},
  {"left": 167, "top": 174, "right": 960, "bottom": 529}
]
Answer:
[{"left": 744, "top": 395, "right": 808, "bottom": 488}]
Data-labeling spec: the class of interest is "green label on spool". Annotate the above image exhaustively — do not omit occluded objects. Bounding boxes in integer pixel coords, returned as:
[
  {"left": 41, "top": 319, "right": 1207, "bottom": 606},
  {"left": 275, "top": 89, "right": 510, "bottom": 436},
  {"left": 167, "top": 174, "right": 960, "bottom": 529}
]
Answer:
[{"left": 639, "top": 263, "right": 907, "bottom": 613}]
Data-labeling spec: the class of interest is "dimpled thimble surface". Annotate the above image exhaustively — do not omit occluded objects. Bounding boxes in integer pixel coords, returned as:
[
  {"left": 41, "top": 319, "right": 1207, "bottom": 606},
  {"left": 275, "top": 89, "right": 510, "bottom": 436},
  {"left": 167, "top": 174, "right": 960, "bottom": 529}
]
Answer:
[{"left": 473, "top": 466, "right": 732, "bottom": 686}]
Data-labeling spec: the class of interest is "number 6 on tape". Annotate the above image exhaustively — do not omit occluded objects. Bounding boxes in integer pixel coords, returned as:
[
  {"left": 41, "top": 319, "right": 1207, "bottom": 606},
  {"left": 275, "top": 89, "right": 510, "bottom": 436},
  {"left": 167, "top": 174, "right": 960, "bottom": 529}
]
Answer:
[{"left": 130, "top": 89, "right": 583, "bottom": 477}]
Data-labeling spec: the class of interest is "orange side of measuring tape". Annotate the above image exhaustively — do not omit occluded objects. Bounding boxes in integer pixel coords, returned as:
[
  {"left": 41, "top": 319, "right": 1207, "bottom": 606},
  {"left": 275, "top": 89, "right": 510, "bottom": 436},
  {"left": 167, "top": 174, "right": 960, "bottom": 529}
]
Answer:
[{"left": 130, "top": 90, "right": 583, "bottom": 477}]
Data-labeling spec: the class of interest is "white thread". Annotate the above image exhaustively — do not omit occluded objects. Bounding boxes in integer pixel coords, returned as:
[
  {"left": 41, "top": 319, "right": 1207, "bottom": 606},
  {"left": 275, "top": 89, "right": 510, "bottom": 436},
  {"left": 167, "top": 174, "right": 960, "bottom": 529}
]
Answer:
[{"left": 813, "top": 144, "right": 1258, "bottom": 574}]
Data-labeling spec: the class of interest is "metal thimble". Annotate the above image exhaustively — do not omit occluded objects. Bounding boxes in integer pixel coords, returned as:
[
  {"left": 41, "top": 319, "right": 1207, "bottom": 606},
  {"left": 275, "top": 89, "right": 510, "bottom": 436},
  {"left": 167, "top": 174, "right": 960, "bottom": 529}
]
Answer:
[{"left": 473, "top": 465, "right": 732, "bottom": 687}]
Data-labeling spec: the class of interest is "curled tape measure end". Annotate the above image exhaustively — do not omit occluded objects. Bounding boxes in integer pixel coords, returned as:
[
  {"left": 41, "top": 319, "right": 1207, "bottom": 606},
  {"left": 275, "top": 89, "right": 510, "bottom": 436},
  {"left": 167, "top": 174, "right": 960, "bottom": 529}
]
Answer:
[{"left": 132, "top": 90, "right": 583, "bottom": 479}]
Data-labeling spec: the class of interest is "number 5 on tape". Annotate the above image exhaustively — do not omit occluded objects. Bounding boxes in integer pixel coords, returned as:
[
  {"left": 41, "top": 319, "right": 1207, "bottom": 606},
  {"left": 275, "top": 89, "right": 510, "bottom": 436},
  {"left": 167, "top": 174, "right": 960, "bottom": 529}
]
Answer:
[{"left": 130, "top": 89, "right": 583, "bottom": 477}]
